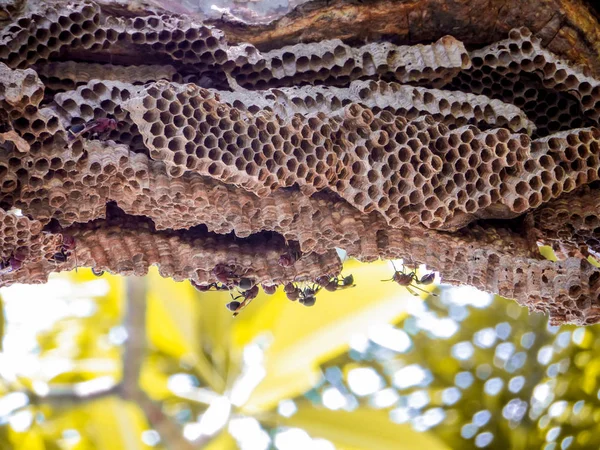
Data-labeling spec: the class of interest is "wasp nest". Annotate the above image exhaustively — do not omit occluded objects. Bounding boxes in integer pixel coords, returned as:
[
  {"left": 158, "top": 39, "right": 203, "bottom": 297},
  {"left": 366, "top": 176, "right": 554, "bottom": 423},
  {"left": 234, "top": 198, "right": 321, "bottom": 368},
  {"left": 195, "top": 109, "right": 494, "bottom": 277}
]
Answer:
[{"left": 1, "top": 0, "right": 600, "bottom": 324}]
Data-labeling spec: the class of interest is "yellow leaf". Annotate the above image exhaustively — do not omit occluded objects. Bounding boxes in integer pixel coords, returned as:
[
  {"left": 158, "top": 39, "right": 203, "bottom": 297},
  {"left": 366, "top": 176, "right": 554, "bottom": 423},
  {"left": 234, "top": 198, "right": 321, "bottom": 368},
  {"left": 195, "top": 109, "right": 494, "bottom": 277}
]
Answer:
[
  {"left": 61, "top": 268, "right": 125, "bottom": 321},
  {"left": 146, "top": 268, "right": 198, "bottom": 359},
  {"left": 194, "top": 287, "right": 240, "bottom": 387},
  {"left": 588, "top": 256, "right": 600, "bottom": 268},
  {"left": 7, "top": 424, "right": 45, "bottom": 450},
  {"left": 139, "top": 355, "right": 173, "bottom": 401},
  {"left": 229, "top": 285, "right": 289, "bottom": 350},
  {"left": 279, "top": 401, "right": 450, "bottom": 450},
  {"left": 203, "top": 430, "right": 238, "bottom": 450},
  {"left": 81, "top": 396, "right": 154, "bottom": 450},
  {"left": 146, "top": 269, "right": 225, "bottom": 392},
  {"left": 583, "top": 359, "right": 600, "bottom": 394},
  {"left": 0, "top": 295, "right": 4, "bottom": 352},
  {"left": 538, "top": 245, "right": 557, "bottom": 262},
  {"left": 35, "top": 404, "right": 94, "bottom": 448},
  {"left": 240, "top": 259, "right": 431, "bottom": 413}
]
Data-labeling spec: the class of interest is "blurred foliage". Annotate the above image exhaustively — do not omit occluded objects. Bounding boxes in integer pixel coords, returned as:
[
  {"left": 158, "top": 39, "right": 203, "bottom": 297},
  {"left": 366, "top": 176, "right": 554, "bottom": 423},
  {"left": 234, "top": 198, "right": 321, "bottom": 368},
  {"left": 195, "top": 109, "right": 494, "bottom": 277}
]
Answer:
[
  {"left": 0, "top": 257, "right": 597, "bottom": 449},
  {"left": 315, "top": 286, "right": 600, "bottom": 450}
]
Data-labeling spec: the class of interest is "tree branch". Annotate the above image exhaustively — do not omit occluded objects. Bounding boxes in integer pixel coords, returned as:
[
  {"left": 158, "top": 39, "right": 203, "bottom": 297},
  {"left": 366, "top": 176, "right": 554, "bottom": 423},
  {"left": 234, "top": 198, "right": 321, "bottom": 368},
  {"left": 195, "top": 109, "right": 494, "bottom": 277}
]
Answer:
[
  {"left": 122, "top": 275, "right": 197, "bottom": 450},
  {"left": 121, "top": 276, "right": 147, "bottom": 400},
  {"left": 21, "top": 384, "right": 119, "bottom": 411}
]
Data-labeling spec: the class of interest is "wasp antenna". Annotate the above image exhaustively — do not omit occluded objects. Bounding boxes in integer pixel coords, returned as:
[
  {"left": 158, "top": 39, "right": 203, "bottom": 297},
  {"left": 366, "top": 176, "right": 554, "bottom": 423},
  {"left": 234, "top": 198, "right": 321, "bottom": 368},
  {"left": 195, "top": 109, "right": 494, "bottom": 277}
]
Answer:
[
  {"left": 390, "top": 260, "right": 399, "bottom": 272},
  {"left": 381, "top": 277, "right": 394, "bottom": 282}
]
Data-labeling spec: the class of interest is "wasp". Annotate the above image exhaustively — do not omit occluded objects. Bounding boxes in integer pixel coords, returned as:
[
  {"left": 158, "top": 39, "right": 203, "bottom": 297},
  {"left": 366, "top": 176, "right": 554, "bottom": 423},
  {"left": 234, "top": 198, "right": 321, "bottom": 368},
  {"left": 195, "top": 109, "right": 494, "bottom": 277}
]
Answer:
[
  {"left": 229, "top": 285, "right": 260, "bottom": 316},
  {"left": 68, "top": 118, "right": 118, "bottom": 142},
  {"left": 0, "top": 249, "right": 25, "bottom": 275},
  {"left": 278, "top": 242, "right": 302, "bottom": 267},
  {"left": 189, "top": 280, "right": 229, "bottom": 292},
  {"left": 283, "top": 282, "right": 319, "bottom": 306},
  {"left": 299, "top": 284, "right": 320, "bottom": 307},
  {"left": 211, "top": 264, "right": 254, "bottom": 289},
  {"left": 316, "top": 274, "right": 355, "bottom": 291},
  {"left": 382, "top": 261, "right": 437, "bottom": 297},
  {"left": 49, "top": 234, "right": 77, "bottom": 269}
]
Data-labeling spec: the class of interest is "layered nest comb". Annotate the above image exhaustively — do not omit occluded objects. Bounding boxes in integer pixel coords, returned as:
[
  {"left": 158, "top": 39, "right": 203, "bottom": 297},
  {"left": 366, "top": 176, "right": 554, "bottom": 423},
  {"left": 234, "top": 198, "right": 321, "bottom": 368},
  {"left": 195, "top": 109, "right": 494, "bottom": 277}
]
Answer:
[{"left": 2, "top": 0, "right": 600, "bottom": 324}]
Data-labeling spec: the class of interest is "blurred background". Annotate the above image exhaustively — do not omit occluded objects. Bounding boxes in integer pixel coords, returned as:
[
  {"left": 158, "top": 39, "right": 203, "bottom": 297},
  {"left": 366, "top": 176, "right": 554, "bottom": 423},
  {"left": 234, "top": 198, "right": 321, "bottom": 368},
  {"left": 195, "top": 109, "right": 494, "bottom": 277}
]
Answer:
[{"left": 0, "top": 257, "right": 597, "bottom": 450}]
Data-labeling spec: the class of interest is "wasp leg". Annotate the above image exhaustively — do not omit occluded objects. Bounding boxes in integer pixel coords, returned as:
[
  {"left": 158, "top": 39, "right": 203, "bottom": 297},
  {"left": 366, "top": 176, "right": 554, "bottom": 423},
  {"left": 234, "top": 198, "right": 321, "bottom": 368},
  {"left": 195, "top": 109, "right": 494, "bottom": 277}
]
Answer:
[
  {"left": 233, "top": 296, "right": 254, "bottom": 317},
  {"left": 229, "top": 291, "right": 243, "bottom": 301},
  {"left": 408, "top": 284, "right": 438, "bottom": 297}
]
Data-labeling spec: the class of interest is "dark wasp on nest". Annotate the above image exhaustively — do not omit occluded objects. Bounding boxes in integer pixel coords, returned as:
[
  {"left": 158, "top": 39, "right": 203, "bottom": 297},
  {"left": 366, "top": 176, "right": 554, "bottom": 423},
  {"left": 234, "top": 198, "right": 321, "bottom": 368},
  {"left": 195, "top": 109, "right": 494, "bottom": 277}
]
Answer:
[
  {"left": 228, "top": 285, "right": 260, "bottom": 317},
  {"left": 212, "top": 263, "right": 254, "bottom": 289},
  {"left": 49, "top": 234, "right": 78, "bottom": 270},
  {"left": 278, "top": 241, "right": 302, "bottom": 267},
  {"left": 298, "top": 283, "right": 320, "bottom": 307},
  {"left": 67, "top": 117, "right": 118, "bottom": 142},
  {"left": 206, "top": 264, "right": 260, "bottom": 316},
  {"left": 281, "top": 271, "right": 358, "bottom": 308},
  {"left": 382, "top": 261, "right": 436, "bottom": 297},
  {"left": 284, "top": 282, "right": 316, "bottom": 306},
  {"left": 316, "top": 274, "right": 356, "bottom": 292},
  {"left": 0, "top": 249, "right": 26, "bottom": 275},
  {"left": 190, "top": 280, "right": 229, "bottom": 292}
]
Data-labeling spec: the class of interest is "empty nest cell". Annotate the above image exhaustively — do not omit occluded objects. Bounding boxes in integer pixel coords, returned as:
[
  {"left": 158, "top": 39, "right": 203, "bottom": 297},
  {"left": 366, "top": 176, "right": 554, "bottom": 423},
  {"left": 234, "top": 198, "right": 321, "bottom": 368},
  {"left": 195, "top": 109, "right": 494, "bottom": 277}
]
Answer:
[
  {"left": 216, "top": 80, "right": 535, "bottom": 134},
  {"left": 447, "top": 27, "right": 600, "bottom": 138},
  {"left": 125, "top": 80, "right": 600, "bottom": 230},
  {"left": 228, "top": 36, "right": 471, "bottom": 89},
  {"left": 34, "top": 62, "right": 182, "bottom": 92},
  {"left": 0, "top": 213, "right": 344, "bottom": 288}
]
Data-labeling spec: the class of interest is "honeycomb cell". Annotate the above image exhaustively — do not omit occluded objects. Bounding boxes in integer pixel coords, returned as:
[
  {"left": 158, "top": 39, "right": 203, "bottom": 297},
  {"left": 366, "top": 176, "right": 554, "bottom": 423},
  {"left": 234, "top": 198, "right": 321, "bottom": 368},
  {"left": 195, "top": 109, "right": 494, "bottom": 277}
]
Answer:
[
  {"left": 447, "top": 27, "right": 600, "bottom": 138},
  {"left": 229, "top": 36, "right": 469, "bottom": 89},
  {"left": 1, "top": 7, "right": 600, "bottom": 325}
]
